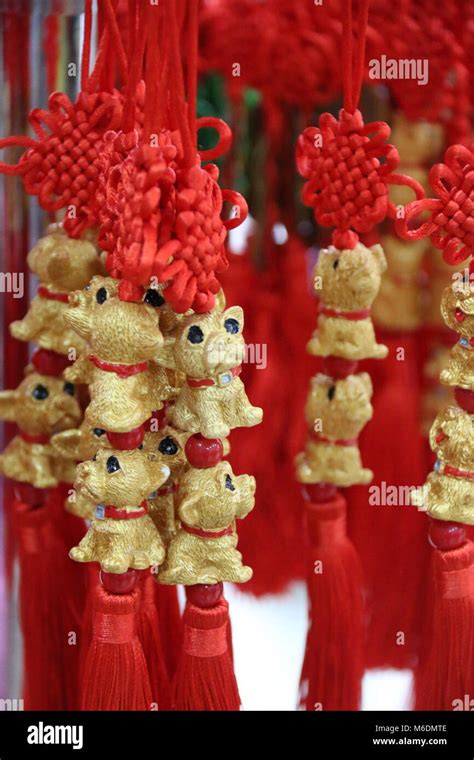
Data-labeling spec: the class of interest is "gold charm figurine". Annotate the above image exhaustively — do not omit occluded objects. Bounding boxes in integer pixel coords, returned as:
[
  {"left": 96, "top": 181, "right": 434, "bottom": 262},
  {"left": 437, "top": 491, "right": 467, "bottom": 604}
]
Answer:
[
  {"left": 159, "top": 461, "right": 256, "bottom": 584},
  {"left": 439, "top": 284, "right": 474, "bottom": 391},
  {"left": 0, "top": 372, "right": 82, "bottom": 488},
  {"left": 307, "top": 242, "right": 389, "bottom": 360},
  {"left": 412, "top": 406, "right": 474, "bottom": 524},
  {"left": 10, "top": 225, "right": 103, "bottom": 356},
  {"left": 295, "top": 372, "right": 374, "bottom": 487},
  {"left": 51, "top": 421, "right": 112, "bottom": 518},
  {"left": 64, "top": 276, "right": 175, "bottom": 432},
  {"left": 143, "top": 426, "right": 188, "bottom": 545},
  {"left": 169, "top": 306, "right": 263, "bottom": 438},
  {"left": 69, "top": 449, "right": 170, "bottom": 573}
]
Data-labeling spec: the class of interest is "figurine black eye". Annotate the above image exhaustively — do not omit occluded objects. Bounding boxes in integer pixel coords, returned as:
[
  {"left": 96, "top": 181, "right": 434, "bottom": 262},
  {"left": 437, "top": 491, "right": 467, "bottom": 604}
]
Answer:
[
  {"left": 93, "top": 428, "right": 105, "bottom": 437},
  {"left": 187, "top": 325, "right": 204, "bottom": 344},
  {"left": 32, "top": 384, "right": 49, "bottom": 400},
  {"left": 106, "top": 455, "right": 120, "bottom": 473},
  {"left": 63, "top": 382, "right": 75, "bottom": 396},
  {"left": 158, "top": 436, "right": 178, "bottom": 455},
  {"left": 92, "top": 453, "right": 97, "bottom": 461},
  {"left": 225, "top": 474, "right": 235, "bottom": 491},
  {"left": 96, "top": 287, "right": 108, "bottom": 304},
  {"left": 327, "top": 385, "right": 336, "bottom": 401},
  {"left": 144, "top": 289, "right": 165, "bottom": 308},
  {"left": 138, "top": 443, "right": 144, "bottom": 450},
  {"left": 224, "top": 318, "right": 239, "bottom": 334},
  {"left": 333, "top": 259, "right": 339, "bottom": 270}
]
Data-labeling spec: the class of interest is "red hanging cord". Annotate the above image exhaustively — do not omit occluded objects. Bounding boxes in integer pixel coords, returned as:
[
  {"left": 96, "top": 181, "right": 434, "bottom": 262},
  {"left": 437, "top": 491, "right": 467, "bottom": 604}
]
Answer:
[
  {"left": 81, "top": 0, "right": 93, "bottom": 92},
  {"left": 342, "top": 0, "right": 370, "bottom": 113}
]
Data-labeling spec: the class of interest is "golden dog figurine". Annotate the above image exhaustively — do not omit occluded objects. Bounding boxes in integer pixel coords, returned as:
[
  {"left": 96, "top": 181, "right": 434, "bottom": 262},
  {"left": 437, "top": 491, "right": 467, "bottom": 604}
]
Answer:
[
  {"left": 411, "top": 406, "right": 474, "bottom": 524},
  {"left": 64, "top": 276, "right": 175, "bottom": 431},
  {"left": 10, "top": 225, "right": 102, "bottom": 356},
  {"left": 439, "top": 284, "right": 474, "bottom": 392},
  {"left": 159, "top": 460, "right": 255, "bottom": 584},
  {"left": 168, "top": 305, "right": 263, "bottom": 439},
  {"left": 69, "top": 449, "right": 169, "bottom": 573},
  {"left": 372, "top": 235, "right": 427, "bottom": 332},
  {"left": 142, "top": 426, "right": 188, "bottom": 545},
  {"left": 0, "top": 373, "right": 82, "bottom": 489},
  {"left": 51, "top": 421, "right": 112, "bottom": 518},
  {"left": 295, "top": 372, "right": 373, "bottom": 487},
  {"left": 307, "top": 242, "right": 389, "bottom": 360}
]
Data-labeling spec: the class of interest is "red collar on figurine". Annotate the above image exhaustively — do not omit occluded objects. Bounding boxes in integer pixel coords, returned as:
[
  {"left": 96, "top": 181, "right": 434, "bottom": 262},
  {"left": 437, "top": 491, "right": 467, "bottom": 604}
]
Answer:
[
  {"left": 182, "top": 523, "right": 233, "bottom": 539},
  {"left": 444, "top": 464, "right": 474, "bottom": 481},
  {"left": 37, "top": 286, "right": 69, "bottom": 304},
  {"left": 156, "top": 483, "right": 177, "bottom": 496},
  {"left": 99, "top": 500, "right": 148, "bottom": 519},
  {"left": 19, "top": 431, "right": 50, "bottom": 444},
  {"left": 319, "top": 305, "right": 371, "bottom": 320},
  {"left": 89, "top": 355, "right": 149, "bottom": 378},
  {"left": 311, "top": 432, "right": 358, "bottom": 447},
  {"left": 187, "top": 365, "right": 242, "bottom": 388}
]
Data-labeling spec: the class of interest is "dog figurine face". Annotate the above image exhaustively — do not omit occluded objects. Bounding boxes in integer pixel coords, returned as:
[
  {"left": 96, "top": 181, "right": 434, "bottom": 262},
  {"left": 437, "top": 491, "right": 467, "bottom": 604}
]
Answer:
[
  {"left": 159, "top": 461, "right": 256, "bottom": 584},
  {"left": 441, "top": 284, "right": 474, "bottom": 338},
  {"left": 66, "top": 276, "right": 163, "bottom": 363},
  {"left": 296, "top": 372, "right": 373, "bottom": 487},
  {"left": 0, "top": 373, "right": 82, "bottom": 489},
  {"left": 429, "top": 406, "right": 474, "bottom": 470},
  {"left": 173, "top": 305, "right": 245, "bottom": 377},
  {"left": 305, "top": 373, "right": 373, "bottom": 440},
  {"left": 0, "top": 372, "right": 81, "bottom": 435},
  {"left": 70, "top": 449, "right": 170, "bottom": 574},
  {"left": 75, "top": 448, "right": 169, "bottom": 508},
  {"left": 315, "top": 243, "right": 387, "bottom": 311},
  {"left": 169, "top": 305, "right": 263, "bottom": 438}
]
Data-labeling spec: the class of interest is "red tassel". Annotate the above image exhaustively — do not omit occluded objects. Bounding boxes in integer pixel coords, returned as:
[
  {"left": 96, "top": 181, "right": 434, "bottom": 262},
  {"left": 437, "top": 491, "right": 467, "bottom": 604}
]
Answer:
[
  {"left": 348, "top": 333, "right": 428, "bottom": 669},
  {"left": 299, "top": 493, "right": 364, "bottom": 711},
  {"left": 136, "top": 575, "right": 171, "bottom": 709},
  {"left": 153, "top": 581, "right": 183, "bottom": 680},
  {"left": 173, "top": 590, "right": 240, "bottom": 711},
  {"left": 81, "top": 581, "right": 153, "bottom": 711},
  {"left": 415, "top": 538, "right": 474, "bottom": 710},
  {"left": 15, "top": 496, "right": 87, "bottom": 710}
]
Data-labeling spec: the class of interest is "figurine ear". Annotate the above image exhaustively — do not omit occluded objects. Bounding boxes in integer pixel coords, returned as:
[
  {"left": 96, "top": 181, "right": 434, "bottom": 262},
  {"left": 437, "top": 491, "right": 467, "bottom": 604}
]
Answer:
[
  {"left": 0, "top": 390, "right": 18, "bottom": 421},
  {"left": 371, "top": 244, "right": 387, "bottom": 274},
  {"left": 358, "top": 372, "right": 373, "bottom": 397},
  {"left": 224, "top": 305, "right": 244, "bottom": 330},
  {"left": 147, "top": 456, "right": 170, "bottom": 489},
  {"left": 155, "top": 336, "right": 176, "bottom": 369},
  {"left": 178, "top": 493, "right": 200, "bottom": 526},
  {"left": 51, "top": 428, "right": 82, "bottom": 458}
]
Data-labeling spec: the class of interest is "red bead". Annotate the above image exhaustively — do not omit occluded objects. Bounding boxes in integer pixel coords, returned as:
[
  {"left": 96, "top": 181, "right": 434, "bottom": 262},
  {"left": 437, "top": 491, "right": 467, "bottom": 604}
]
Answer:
[
  {"left": 302, "top": 483, "right": 338, "bottom": 503},
  {"left": 322, "top": 356, "right": 359, "bottom": 379},
  {"left": 118, "top": 279, "right": 144, "bottom": 302},
  {"left": 185, "top": 433, "right": 223, "bottom": 468},
  {"left": 31, "top": 348, "right": 72, "bottom": 377},
  {"left": 106, "top": 425, "right": 145, "bottom": 450},
  {"left": 332, "top": 229, "right": 359, "bottom": 250},
  {"left": 455, "top": 387, "right": 474, "bottom": 414},
  {"left": 186, "top": 582, "right": 223, "bottom": 608},
  {"left": 428, "top": 517, "right": 466, "bottom": 551},
  {"left": 100, "top": 569, "right": 139, "bottom": 594}
]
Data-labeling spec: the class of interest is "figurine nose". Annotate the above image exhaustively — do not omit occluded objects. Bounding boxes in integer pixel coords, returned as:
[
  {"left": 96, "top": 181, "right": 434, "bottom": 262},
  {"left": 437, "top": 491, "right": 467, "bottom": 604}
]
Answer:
[{"left": 68, "top": 291, "right": 81, "bottom": 307}]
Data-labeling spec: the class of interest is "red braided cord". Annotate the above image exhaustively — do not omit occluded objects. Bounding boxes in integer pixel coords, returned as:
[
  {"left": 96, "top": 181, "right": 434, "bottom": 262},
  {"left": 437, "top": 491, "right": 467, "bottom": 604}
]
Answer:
[{"left": 81, "top": 0, "right": 93, "bottom": 92}]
